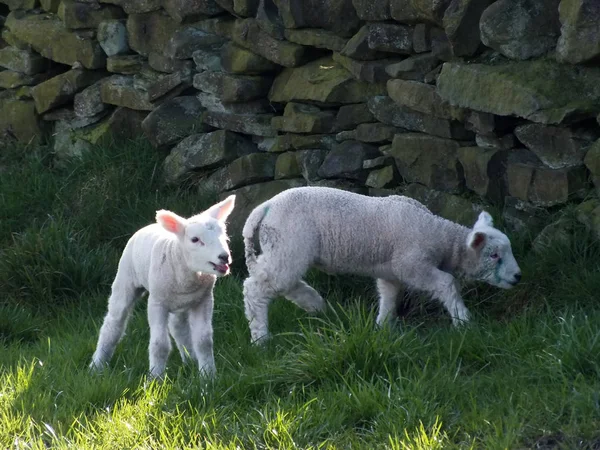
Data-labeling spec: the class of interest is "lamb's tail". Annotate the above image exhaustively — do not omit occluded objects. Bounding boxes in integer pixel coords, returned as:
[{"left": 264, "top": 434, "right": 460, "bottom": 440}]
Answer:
[{"left": 242, "top": 203, "right": 270, "bottom": 272}]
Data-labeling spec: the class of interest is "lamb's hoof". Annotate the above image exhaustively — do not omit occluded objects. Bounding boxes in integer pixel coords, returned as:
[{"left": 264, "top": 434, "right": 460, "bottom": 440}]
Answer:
[{"left": 89, "top": 360, "right": 106, "bottom": 373}]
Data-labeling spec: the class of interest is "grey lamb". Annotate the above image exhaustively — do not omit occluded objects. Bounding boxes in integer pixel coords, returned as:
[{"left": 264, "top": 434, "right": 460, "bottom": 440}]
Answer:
[{"left": 241, "top": 186, "right": 521, "bottom": 344}]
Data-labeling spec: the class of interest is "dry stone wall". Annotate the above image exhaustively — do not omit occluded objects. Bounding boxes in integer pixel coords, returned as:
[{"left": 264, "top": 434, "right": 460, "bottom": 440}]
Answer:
[{"left": 2, "top": 0, "right": 600, "bottom": 234}]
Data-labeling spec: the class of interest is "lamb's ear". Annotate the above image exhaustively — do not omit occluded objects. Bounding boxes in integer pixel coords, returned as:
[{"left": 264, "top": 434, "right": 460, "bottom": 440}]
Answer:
[
  {"left": 474, "top": 211, "right": 494, "bottom": 229},
  {"left": 156, "top": 210, "right": 187, "bottom": 236},
  {"left": 467, "top": 231, "right": 487, "bottom": 252},
  {"left": 205, "top": 195, "right": 236, "bottom": 222}
]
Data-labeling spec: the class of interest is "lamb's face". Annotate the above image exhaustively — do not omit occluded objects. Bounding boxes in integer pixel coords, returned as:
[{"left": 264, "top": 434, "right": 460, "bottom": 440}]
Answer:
[
  {"left": 181, "top": 218, "right": 231, "bottom": 276},
  {"left": 467, "top": 212, "right": 521, "bottom": 289},
  {"left": 155, "top": 195, "right": 236, "bottom": 277}
]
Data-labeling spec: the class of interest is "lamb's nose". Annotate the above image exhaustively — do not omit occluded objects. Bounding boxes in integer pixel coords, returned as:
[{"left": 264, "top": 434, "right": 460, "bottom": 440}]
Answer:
[
  {"left": 219, "top": 253, "right": 230, "bottom": 263},
  {"left": 514, "top": 273, "right": 522, "bottom": 283}
]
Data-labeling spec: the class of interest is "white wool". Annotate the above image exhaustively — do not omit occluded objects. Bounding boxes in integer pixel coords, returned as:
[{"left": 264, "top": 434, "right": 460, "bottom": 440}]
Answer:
[
  {"left": 90, "top": 195, "right": 236, "bottom": 379},
  {"left": 242, "top": 186, "right": 521, "bottom": 343}
]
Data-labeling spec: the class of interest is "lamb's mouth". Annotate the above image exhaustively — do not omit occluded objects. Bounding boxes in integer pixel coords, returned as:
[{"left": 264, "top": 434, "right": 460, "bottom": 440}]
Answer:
[{"left": 210, "top": 262, "right": 230, "bottom": 274}]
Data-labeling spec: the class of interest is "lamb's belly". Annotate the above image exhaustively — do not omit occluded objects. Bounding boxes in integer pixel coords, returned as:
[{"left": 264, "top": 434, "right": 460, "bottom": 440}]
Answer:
[{"left": 314, "top": 258, "right": 393, "bottom": 279}]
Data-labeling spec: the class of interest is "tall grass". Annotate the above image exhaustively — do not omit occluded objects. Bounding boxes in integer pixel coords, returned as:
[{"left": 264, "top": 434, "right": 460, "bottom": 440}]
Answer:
[{"left": 1, "top": 139, "right": 599, "bottom": 449}]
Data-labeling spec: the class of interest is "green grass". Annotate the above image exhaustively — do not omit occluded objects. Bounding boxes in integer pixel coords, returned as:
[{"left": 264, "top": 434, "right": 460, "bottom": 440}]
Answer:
[{"left": 1, "top": 140, "right": 600, "bottom": 449}]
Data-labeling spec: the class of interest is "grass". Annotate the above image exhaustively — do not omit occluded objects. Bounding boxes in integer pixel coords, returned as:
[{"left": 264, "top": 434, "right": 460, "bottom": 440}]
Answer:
[{"left": 1, "top": 139, "right": 600, "bottom": 449}]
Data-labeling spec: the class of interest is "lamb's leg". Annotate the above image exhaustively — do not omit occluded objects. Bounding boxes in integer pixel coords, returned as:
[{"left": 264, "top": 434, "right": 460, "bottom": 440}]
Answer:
[
  {"left": 168, "top": 311, "right": 195, "bottom": 363},
  {"left": 147, "top": 300, "right": 172, "bottom": 379},
  {"left": 243, "top": 275, "right": 275, "bottom": 345},
  {"left": 90, "top": 276, "right": 140, "bottom": 371},
  {"left": 284, "top": 280, "right": 326, "bottom": 313},
  {"left": 396, "top": 265, "right": 470, "bottom": 326},
  {"left": 376, "top": 278, "right": 403, "bottom": 326},
  {"left": 188, "top": 295, "right": 215, "bottom": 377}
]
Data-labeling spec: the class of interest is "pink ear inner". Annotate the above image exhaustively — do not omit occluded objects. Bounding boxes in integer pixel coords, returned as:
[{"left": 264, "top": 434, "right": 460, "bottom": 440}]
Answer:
[
  {"left": 471, "top": 232, "right": 486, "bottom": 249},
  {"left": 157, "top": 211, "right": 183, "bottom": 234}
]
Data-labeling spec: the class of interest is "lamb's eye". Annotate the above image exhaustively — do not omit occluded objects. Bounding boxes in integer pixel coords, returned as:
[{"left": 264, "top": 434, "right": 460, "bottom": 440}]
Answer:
[
  {"left": 191, "top": 237, "right": 203, "bottom": 244},
  {"left": 490, "top": 253, "right": 499, "bottom": 259}
]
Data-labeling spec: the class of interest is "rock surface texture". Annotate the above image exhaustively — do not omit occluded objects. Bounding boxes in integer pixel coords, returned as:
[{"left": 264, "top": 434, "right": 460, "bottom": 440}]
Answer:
[{"left": 1, "top": 0, "right": 600, "bottom": 232}]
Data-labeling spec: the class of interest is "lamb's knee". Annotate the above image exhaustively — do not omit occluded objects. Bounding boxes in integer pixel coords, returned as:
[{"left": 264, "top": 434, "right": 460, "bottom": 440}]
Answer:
[{"left": 284, "top": 282, "right": 325, "bottom": 313}]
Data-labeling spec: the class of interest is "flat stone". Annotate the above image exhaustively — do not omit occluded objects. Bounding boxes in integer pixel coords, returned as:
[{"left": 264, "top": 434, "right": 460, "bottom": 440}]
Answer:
[
  {"left": 277, "top": 0, "right": 360, "bottom": 37},
  {"left": 514, "top": 123, "right": 599, "bottom": 169},
  {"left": 164, "top": 25, "right": 226, "bottom": 60},
  {"left": 284, "top": 28, "right": 347, "bottom": 52},
  {"left": 480, "top": 0, "right": 561, "bottom": 60},
  {"left": 255, "top": 0, "right": 285, "bottom": 39},
  {"left": 100, "top": 74, "right": 188, "bottom": 111},
  {"left": 126, "top": 11, "right": 179, "bottom": 57},
  {"left": 53, "top": 107, "right": 147, "bottom": 164},
  {"left": 134, "top": 66, "right": 190, "bottom": 101},
  {"left": 333, "top": 103, "right": 374, "bottom": 131},
  {"left": 295, "top": 149, "right": 329, "bottom": 182},
  {"left": 366, "top": 165, "right": 400, "bottom": 189},
  {"left": 74, "top": 81, "right": 108, "bottom": 117},
  {"left": 220, "top": 42, "right": 279, "bottom": 75},
  {"left": 332, "top": 52, "right": 398, "bottom": 83},
  {"left": 363, "top": 155, "right": 394, "bottom": 169},
  {"left": 107, "top": 55, "right": 145, "bottom": 74},
  {"left": 556, "top": 0, "right": 600, "bottom": 64},
  {"left": 162, "top": 0, "right": 224, "bottom": 23},
  {"left": 443, "top": 0, "right": 493, "bottom": 57},
  {"left": 192, "top": 47, "right": 223, "bottom": 73},
  {"left": 196, "top": 92, "right": 274, "bottom": 114},
  {"left": 506, "top": 156, "right": 588, "bottom": 207},
  {"left": 385, "top": 133, "right": 465, "bottom": 193},
  {"left": 259, "top": 133, "right": 336, "bottom": 153},
  {"left": 390, "top": 0, "right": 453, "bottom": 27},
  {"left": 97, "top": 20, "right": 129, "bottom": 57},
  {"left": 475, "top": 133, "right": 517, "bottom": 150},
  {"left": 501, "top": 196, "right": 549, "bottom": 233},
  {"left": 57, "top": 0, "right": 125, "bottom": 30},
  {"left": 229, "top": 18, "right": 306, "bottom": 68},
  {"left": 193, "top": 71, "right": 273, "bottom": 103},
  {"left": 367, "top": 23, "right": 413, "bottom": 54},
  {"left": 0, "top": 69, "right": 54, "bottom": 89},
  {"left": 40, "top": 0, "right": 60, "bottom": 12},
  {"left": 413, "top": 23, "right": 432, "bottom": 53},
  {"left": 385, "top": 53, "right": 440, "bottom": 81},
  {"left": 457, "top": 146, "right": 511, "bottom": 204},
  {"left": 214, "top": 0, "right": 259, "bottom": 17},
  {"left": 275, "top": 151, "right": 301, "bottom": 180},
  {"left": 99, "top": 0, "right": 160, "bottom": 14},
  {"left": 317, "top": 140, "right": 380, "bottom": 180},
  {"left": 0, "top": 90, "right": 44, "bottom": 143},
  {"left": 149, "top": 52, "right": 194, "bottom": 73},
  {"left": 205, "top": 152, "right": 278, "bottom": 192},
  {"left": 164, "top": 129, "right": 257, "bottom": 184},
  {"left": 367, "top": 95, "right": 473, "bottom": 140},
  {"left": 340, "top": 25, "right": 385, "bottom": 61},
  {"left": 353, "top": 122, "right": 402, "bottom": 143},
  {"left": 217, "top": 178, "right": 306, "bottom": 236},
  {"left": 353, "top": 0, "right": 390, "bottom": 20},
  {"left": 271, "top": 102, "right": 336, "bottom": 133},
  {"left": 202, "top": 110, "right": 276, "bottom": 136},
  {"left": 0, "top": 0, "right": 38, "bottom": 11},
  {"left": 269, "top": 56, "right": 387, "bottom": 105},
  {"left": 5, "top": 11, "right": 106, "bottom": 69},
  {"left": 436, "top": 60, "right": 600, "bottom": 125},
  {"left": 0, "top": 46, "right": 47, "bottom": 75},
  {"left": 387, "top": 78, "right": 466, "bottom": 121},
  {"left": 142, "top": 96, "right": 213, "bottom": 148},
  {"left": 31, "top": 69, "right": 107, "bottom": 114}
]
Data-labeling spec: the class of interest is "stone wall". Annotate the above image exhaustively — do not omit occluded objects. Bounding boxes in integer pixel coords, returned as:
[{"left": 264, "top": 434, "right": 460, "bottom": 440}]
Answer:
[{"left": 2, "top": 0, "right": 600, "bottom": 234}]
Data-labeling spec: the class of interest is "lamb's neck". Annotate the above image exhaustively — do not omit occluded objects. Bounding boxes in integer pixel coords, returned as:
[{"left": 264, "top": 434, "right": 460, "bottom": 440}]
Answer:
[
  {"left": 166, "top": 238, "right": 200, "bottom": 285},
  {"left": 442, "top": 223, "right": 472, "bottom": 278}
]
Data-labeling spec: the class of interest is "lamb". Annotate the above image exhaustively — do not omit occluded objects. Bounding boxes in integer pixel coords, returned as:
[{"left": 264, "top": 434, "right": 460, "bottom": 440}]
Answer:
[
  {"left": 90, "top": 195, "right": 236, "bottom": 379},
  {"left": 241, "top": 186, "right": 521, "bottom": 344}
]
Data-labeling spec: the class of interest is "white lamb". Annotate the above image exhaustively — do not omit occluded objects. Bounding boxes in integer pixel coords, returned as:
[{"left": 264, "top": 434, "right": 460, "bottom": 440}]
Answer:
[
  {"left": 90, "top": 196, "right": 236, "bottom": 379},
  {"left": 242, "top": 186, "right": 521, "bottom": 343}
]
